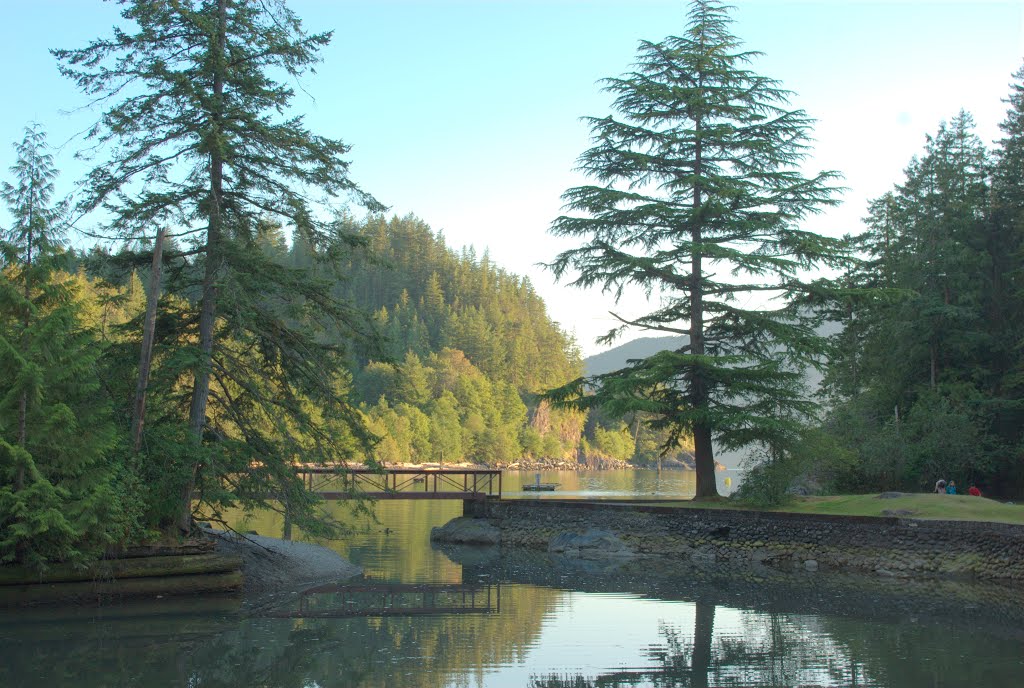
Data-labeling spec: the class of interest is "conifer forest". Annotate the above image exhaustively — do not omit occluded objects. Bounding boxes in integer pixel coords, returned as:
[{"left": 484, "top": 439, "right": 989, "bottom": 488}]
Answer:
[{"left": 2, "top": 0, "right": 1023, "bottom": 569}]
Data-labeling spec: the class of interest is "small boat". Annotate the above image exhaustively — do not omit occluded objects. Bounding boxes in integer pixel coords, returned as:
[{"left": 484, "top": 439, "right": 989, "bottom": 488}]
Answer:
[{"left": 522, "top": 483, "right": 559, "bottom": 491}]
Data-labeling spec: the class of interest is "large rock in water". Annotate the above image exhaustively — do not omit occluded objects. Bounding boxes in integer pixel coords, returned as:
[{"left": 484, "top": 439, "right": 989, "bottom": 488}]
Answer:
[
  {"left": 430, "top": 517, "right": 501, "bottom": 545},
  {"left": 548, "top": 529, "right": 635, "bottom": 559}
]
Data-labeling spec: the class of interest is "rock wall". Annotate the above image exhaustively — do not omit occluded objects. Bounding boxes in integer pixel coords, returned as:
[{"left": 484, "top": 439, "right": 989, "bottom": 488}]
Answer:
[{"left": 442, "top": 500, "right": 1024, "bottom": 581}]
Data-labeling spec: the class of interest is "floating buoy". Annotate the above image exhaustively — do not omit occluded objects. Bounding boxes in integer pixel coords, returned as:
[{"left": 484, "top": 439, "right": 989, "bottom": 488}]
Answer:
[{"left": 724, "top": 477, "right": 732, "bottom": 487}]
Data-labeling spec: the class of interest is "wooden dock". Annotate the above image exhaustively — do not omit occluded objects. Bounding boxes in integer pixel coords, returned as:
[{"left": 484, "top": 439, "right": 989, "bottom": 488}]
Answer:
[{"left": 296, "top": 466, "right": 502, "bottom": 501}]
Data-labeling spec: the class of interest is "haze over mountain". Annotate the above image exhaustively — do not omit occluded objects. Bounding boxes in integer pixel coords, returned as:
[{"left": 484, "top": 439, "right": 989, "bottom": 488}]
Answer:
[
  {"left": 583, "top": 336, "right": 688, "bottom": 377},
  {"left": 581, "top": 331, "right": 836, "bottom": 471}
]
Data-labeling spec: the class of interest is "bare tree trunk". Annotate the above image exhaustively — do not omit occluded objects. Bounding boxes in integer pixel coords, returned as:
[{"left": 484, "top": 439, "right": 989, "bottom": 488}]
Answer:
[
  {"left": 181, "top": 0, "right": 227, "bottom": 534},
  {"left": 132, "top": 227, "right": 165, "bottom": 453},
  {"left": 930, "top": 343, "right": 937, "bottom": 389}
]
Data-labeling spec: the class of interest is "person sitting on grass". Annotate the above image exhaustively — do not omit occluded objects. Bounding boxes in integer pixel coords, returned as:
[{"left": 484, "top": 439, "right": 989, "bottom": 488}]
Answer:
[
  {"left": 968, "top": 484, "right": 982, "bottom": 497},
  {"left": 946, "top": 480, "right": 957, "bottom": 495}
]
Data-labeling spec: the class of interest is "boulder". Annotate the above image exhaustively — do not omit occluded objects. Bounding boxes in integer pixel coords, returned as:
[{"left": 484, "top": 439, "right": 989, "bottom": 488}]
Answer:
[
  {"left": 690, "top": 546, "right": 717, "bottom": 565},
  {"left": 547, "top": 529, "right": 635, "bottom": 559},
  {"left": 786, "top": 476, "right": 824, "bottom": 496},
  {"left": 430, "top": 518, "right": 501, "bottom": 545}
]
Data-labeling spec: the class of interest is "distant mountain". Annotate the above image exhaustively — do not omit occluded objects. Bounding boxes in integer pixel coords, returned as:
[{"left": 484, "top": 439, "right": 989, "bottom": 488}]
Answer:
[
  {"left": 583, "top": 335, "right": 688, "bottom": 377},
  {"left": 581, "top": 331, "right": 828, "bottom": 471}
]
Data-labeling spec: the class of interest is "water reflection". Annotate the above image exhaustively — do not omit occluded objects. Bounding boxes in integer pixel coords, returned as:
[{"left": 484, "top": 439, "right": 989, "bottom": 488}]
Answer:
[
  {"left": 3, "top": 488, "right": 1023, "bottom": 687},
  {"left": 260, "top": 581, "right": 502, "bottom": 619},
  {"left": 446, "top": 546, "right": 1024, "bottom": 688}
]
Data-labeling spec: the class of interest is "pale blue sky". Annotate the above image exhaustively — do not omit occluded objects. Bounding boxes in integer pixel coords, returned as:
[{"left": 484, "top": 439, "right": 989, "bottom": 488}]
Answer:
[{"left": 2, "top": 1, "right": 1022, "bottom": 355}]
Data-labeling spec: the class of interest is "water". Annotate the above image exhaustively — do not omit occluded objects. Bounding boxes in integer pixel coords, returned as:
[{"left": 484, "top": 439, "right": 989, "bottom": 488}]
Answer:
[
  {"left": 501, "top": 468, "right": 740, "bottom": 500},
  {"left": 2, "top": 469, "right": 1022, "bottom": 687}
]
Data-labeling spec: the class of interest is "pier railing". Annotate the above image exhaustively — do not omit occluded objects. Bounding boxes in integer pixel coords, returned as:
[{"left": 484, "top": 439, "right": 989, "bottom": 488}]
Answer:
[{"left": 295, "top": 466, "right": 502, "bottom": 501}]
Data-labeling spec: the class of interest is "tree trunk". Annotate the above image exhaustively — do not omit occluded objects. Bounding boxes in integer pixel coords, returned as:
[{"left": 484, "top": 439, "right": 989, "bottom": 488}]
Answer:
[
  {"left": 132, "top": 227, "right": 165, "bottom": 453},
  {"left": 692, "top": 424, "right": 719, "bottom": 498},
  {"left": 690, "top": 111, "right": 720, "bottom": 499},
  {"left": 929, "top": 342, "right": 937, "bottom": 389},
  {"left": 182, "top": 0, "right": 228, "bottom": 534},
  {"left": 691, "top": 600, "right": 715, "bottom": 688}
]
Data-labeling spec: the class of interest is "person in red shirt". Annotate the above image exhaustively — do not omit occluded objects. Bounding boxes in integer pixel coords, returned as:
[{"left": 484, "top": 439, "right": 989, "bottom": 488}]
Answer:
[{"left": 968, "top": 484, "right": 982, "bottom": 497}]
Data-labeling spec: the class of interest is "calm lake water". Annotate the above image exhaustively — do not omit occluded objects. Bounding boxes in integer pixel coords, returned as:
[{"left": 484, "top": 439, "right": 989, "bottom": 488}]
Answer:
[{"left": 2, "top": 469, "right": 1022, "bottom": 687}]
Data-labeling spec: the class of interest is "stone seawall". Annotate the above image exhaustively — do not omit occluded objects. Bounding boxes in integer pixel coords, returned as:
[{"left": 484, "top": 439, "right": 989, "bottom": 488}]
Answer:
[{"left": 438, "top": 500, "right": 1024, "bottom": 581}]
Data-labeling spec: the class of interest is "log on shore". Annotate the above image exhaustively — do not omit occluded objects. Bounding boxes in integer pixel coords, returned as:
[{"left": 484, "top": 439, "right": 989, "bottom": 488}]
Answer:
[
  {"left": 0, "top": 553, "right": 243, "bottom": 586},
  {"left": 0, "top": 571, "right": 244, "bottom": 606},
  {"left": 117, "top": 540, "right": 216, "bottom": 558}
]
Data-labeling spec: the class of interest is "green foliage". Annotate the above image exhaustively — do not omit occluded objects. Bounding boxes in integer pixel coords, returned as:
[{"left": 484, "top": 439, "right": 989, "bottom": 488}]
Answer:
[
  {"left": 0, "top": 442, "right": 79, "bottom": 569},
  {"left": 734, "top": 446, "right": 807, "bottom": 508},
  {"left": 823, "top": 86, "right": 1024, "bottom": 496},
  {"left": 547, "top": 0, "right": 848, "bottom": 496},
  {"left": 590, "top": 425, "right": 635, "bottom": 463},
  {"left": 54, "top": 0, "right": 385, "bottom": 534},
  {"left": 428, "top": 392, "right": 462, "bottom": 463},
  {"left": 0, "top": 127, "right": 129, "bottom": 568},
  {"left": 358, "top": 348, "right": 530, "bottom": 466},
  {"left": 339, "top": 214, "right": 582, "bottom": 392}
]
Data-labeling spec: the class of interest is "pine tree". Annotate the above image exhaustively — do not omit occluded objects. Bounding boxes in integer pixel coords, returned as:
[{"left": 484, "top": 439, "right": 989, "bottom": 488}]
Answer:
[
  {"left": 822, "top": 112, "right": 1009, "bottom": 492},
  {"left": 989, "top": 65, "right": 1024, "bottom": 490},
  {"left": 0, "top": 127, "right": 122, "bottom": 568},
  {"left": 1, "top": 125, "right": 66, "bottom": 466},
  {"left": 548, "top": 0, "right": 846, "bottom": 497},
  {"left": 54, "top": 0, "right": 383, "bottom": 532}
]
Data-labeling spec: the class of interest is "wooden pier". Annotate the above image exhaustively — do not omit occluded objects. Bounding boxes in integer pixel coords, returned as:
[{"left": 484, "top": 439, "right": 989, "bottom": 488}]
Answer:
[{"left": 296, "top": 466, "right": 502, "bottom": 501}]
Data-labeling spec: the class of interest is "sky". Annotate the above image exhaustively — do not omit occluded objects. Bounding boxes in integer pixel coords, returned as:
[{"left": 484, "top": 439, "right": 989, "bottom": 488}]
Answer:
[{"left": 1, "top": 0, "right": 1023, "bottom": 357}]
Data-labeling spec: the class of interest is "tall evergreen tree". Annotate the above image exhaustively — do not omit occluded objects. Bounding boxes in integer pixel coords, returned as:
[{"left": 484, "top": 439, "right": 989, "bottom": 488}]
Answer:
[
  {"left": 819, "top": 109, "right": 1024, "bottom": 493},
  {"left": 1, "top": 125, "right": 66, "bottom": 464},
  {"left": 54, "top": 0, "right": 383, "bottom": 532},
  {"left": 0, "top": 127, "right": 122, "bottom": 568},
  {"left": 548, "top": 0, "right": 847, "bottom": 497},
  {"left": 989, "top": 65, "right": 1024, "bottom": 488}
]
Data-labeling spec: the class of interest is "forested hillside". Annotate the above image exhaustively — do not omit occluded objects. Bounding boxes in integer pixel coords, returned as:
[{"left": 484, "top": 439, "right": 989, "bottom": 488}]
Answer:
[
  {"left": 328, "top": 214, "right": 589, "bottom": 466},
  {"left": 71, "top": 215, "right": 649, "bottom": 470},
  {"left": 337, "top": 215, "right": 580, "bottom": 393}
]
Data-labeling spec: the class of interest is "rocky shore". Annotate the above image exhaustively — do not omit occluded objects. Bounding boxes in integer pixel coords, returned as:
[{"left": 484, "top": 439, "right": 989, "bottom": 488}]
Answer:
[
  {"left": 205, "top": 528, "right": 362, "bottom": 594},
  {"left": 435, "top": 500, "right": 1024, "bottom": 582}
]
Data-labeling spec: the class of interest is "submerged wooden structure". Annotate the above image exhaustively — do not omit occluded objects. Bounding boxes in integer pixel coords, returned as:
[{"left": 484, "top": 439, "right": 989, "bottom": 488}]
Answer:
[
  {"left": 0, "top": 550, "right": 243, "bottom": 606},
  {"left": 262, "top": 581, "right": 501, "bottom": 619}
]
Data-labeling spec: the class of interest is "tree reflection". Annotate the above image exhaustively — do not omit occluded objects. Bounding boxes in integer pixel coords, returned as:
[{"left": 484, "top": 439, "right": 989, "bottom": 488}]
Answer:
[
  {"left": 0, "top": 579, "right": 558, "bottom": 688},
  {"left": 528, "top": 602, "right": 865, "bottom": 688},
  {"left": 529, "top": 601, "right": 717, "bottom": 688}
]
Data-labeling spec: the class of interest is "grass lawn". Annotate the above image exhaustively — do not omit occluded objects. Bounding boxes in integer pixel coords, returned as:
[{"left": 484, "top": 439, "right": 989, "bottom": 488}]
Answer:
[{"left": 639, "top": 493, "right": 1024, "bottom": 525}]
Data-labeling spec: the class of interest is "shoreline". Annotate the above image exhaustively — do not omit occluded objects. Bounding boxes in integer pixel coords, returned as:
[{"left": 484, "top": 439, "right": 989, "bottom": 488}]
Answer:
[
  {"left": 206, "top": 528, "right": 362, "bottom": 595},
  {"left": 0, "top": 530, "right": 362, "bottom": 606},
  {"left": 438, "top": 499, "right": 1024, "bottom": 582}
]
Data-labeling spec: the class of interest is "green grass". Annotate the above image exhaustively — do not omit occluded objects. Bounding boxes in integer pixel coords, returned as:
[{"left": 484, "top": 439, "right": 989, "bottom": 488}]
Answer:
[{"left": 638, "top": 493, "right": 1024, "bottom": 525}]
